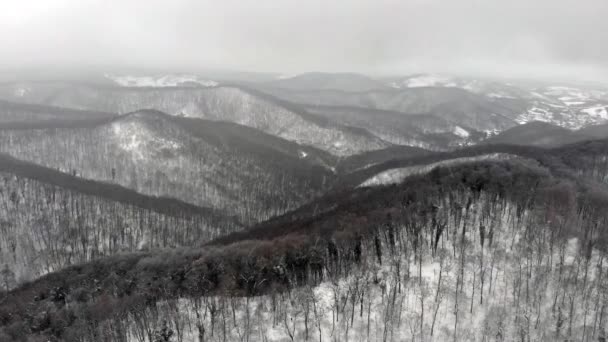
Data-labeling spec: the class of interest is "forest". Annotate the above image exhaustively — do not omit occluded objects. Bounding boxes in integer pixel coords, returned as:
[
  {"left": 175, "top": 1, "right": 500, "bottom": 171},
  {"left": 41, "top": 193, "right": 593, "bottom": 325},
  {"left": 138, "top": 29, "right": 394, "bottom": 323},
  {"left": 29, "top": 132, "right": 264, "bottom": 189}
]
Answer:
[
  {"left": 0, "top": 153, "right": 240, "bottom": 286},
  {"left": 2, "top": 152, "right": 608, "bottom": 341},
  {"left": 0, "top": 110, "right": 336, "bottom": 224}
]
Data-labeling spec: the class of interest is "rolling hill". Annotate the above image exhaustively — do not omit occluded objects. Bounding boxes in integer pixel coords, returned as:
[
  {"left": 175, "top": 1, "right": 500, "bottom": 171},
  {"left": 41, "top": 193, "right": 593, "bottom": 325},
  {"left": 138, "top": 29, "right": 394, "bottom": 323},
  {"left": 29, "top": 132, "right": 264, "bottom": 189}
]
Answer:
[
  {"left": 255, "top": 86, "right": 527, "bottom": 133},
  {"left": 0, "top": 109, "right": 339, "bottom": 223},
  {"left": 0, "top": 82, "right": 391, "bottom": 156},
  {"left": 483, "top": 121, "right": 608, "bottom": 147}
]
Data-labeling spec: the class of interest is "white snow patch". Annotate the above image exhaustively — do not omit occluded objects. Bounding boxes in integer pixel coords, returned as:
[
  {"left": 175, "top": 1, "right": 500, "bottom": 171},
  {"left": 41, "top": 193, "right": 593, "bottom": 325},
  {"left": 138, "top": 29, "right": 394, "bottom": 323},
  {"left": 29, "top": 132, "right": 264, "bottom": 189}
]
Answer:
[
  {"left": 582, "top": 106, "right": 608, "bottom": 119},
  {"left": 563, "top": 101, "right": 586, "bottom": 106},
  {"left": 359, "top": 153, "right": 512, "bottom": 187},
  {"left": 13, "top": 86, "right": 29, "bottom": 97},
  {"left": 298, "top": 150, "right": 308, "bottom": 158},
  {"left": 276, "top": 73, "right": 300, "bottom": 80},
  {"left": 486, "top": 92, "right": 515, "bottom": 99},
  {"left": 110, "top": 116, "right": 182, "bottom": 160},
  {"left": 106, "top": 73, "right": 218, "bottom": 87},
  {"left": 393, "top": 74, "right": 455, "bottom": 88},
  {"left": 484, "top": 129, "right": 500, "bottom": 137},
  {"left": 515, "top": 107, "right": 553, "bottom": 125},
  {"left": 453, "top": 126, "right": 470, "bottom": 138}
]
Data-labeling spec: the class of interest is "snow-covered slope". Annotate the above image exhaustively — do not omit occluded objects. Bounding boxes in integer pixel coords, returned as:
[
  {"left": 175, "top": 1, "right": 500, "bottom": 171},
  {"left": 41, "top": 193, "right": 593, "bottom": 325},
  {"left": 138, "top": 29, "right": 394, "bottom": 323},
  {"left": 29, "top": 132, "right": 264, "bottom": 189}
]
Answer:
[
  {"left": 0, "top": 110, "right": 337, "bottom": 223},
  {"left": 105, "top": 73, "right": 219, "bottom": 87},
  {"left": 0, "top": 82, "right": 389, "bottom": 156},
  {"left": 8, "top": 159, "right": 608, "bottom": 342},
  {"left": 359, "top": 153, "right": 512, "bottom": 186},
  {"left": 387, "top": 74, "right": 608, "bottom": 130},
  {"left": 516, "top": 86, "right": 608, "bottom": 128},
  {"left": 263, "top": 86, "right": 526, "bottom": 134},
  {"left": 389, "top": 74, "right": 458, "bottom": 88},
  {"left": 304, "top": 104, "right": 485, "bottom": 150}
]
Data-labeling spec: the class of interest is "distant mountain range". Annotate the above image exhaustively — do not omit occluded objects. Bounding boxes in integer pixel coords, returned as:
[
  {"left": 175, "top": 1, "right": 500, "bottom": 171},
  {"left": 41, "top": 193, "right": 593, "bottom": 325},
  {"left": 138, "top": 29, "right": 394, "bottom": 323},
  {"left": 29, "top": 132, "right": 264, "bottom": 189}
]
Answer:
[{"left": 3, "top": 74, "right": 608, "bottom": 154}]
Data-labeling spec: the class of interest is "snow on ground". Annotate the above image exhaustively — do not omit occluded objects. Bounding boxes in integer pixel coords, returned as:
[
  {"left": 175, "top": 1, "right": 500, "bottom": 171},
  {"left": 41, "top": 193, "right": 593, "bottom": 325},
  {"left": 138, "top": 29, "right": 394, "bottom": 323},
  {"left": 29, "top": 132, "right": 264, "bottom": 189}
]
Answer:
[
  {"left": 486, "top": 92, "right": 515, "bottom": 99},
  {"left": 106, "top": 73, "right": 218, "bottom": 87},
  {"left": 110, "top": 114, "right": 182, "bottom": 160},
  {"left": 359, "top": 153, "right": 512, "bottom": 187},
  {"left": 276, "top": 73, "right": 300, "bottom": 80},
  {"left": 121, "top": 196, "right": 608, "bottom": 342},
  {"left": 484, "top": 129, "right": 500, "bottom": 137},
  {"left": 453, "top": 126, "right": 470, "bottom": 138},
  {"left": 563, "top": 101, "right": 586, "bottom": 106},
  {"left": 515, "top": 107, "right": 553, "bottom": 125},
  {"left": 391, "top": 74, "right": 456, "bottom": 88},
  {"left": 582, "top": 106, "right": 608, "bottom": 119}
]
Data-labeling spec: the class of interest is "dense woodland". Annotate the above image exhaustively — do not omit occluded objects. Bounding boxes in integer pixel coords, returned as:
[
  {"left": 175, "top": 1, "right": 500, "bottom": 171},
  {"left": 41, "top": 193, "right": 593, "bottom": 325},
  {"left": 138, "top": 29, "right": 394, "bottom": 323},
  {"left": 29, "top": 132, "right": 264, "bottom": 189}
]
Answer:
[
  {"left": 2, "top": 156, "right": 608, "bottom": 341},
  {"left": 0, "top": 154, "right": 240, "bottom": 286}
]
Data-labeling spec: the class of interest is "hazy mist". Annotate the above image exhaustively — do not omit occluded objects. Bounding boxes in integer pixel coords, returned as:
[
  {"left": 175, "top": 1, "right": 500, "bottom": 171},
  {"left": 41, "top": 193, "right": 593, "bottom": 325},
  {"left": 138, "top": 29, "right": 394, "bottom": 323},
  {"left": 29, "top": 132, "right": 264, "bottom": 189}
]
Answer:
[{"left": 1, "top": 0, "right": 607, "bottom": 81}]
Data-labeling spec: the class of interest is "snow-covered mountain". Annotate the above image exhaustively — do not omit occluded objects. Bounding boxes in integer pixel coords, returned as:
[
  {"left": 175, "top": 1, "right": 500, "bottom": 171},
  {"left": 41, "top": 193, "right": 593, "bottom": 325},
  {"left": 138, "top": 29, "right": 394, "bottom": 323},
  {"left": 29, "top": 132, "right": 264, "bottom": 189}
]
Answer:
[
  {"left": 0, "top": 82, "right": 390, "bottom": 156},
  {"left": 387, "top": 74, "right": 608, "bottom": 129},
  {"left": 0, "top": 109, "right": 338, "bottom": 223},
  {"left": 516, "top": 86, "right": 608, "bottom": 128},
  {"left": 4, "top": 77, "right": 605, "bottom": 156},
  {"left": 105, "top": 73, "right": 219, "bottom": 87},
  {"left": 303, "top": 104, "right": 486, "bottom": 149},
  {"left": 260, "top": 85, "right": 527, "bottom": 134}
]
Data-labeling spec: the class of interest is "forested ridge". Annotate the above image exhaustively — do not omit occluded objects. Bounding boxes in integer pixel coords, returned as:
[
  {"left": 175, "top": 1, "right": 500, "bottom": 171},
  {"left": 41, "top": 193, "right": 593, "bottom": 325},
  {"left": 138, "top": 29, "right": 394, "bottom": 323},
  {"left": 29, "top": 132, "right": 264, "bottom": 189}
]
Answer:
[
  {"left": 0, "top": 110, "right": 338, "bottom": 224},
  {"left": 0, "top": 153, "right": 241, "bottom": 287},
  {"left": 2, "top": 144, "right": 608, "bottom": 341},
  {"left": 247, "top": 139, "right": 608, "bottom": 232},
  {"left": 0, "top": 82, "right": 391, "bottom": 156}
]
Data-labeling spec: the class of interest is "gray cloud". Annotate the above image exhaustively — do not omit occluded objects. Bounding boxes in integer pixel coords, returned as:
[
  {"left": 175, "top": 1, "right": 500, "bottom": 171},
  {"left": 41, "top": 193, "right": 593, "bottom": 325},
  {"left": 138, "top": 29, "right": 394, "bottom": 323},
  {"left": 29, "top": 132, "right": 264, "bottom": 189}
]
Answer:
[{"left": 1, "top": 0, "right": 607, "bottom": 81}]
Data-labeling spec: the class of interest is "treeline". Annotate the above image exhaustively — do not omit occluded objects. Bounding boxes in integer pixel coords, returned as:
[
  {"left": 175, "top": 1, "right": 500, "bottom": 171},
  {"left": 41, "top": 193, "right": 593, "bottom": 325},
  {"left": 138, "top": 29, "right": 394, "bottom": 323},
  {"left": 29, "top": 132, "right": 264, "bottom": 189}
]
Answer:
[
  {"left": 2, "top": 160, "right": 608, "bottom": 341},
  {"left": 0, "top": 157, "right": 241, "bottom": 287}
]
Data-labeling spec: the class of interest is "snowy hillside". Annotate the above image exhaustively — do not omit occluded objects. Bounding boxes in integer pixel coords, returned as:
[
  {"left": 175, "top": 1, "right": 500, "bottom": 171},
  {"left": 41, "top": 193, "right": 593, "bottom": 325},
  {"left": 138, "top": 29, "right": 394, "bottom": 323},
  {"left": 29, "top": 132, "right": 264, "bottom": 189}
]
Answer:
[
  {"left": 105, "top": 73, "right": 219, "bottom": 87},
  {"left": 0, "top": 110, "right": 337, "bottom": 223},
  {"left": 5, "top": 156, "right": 608, "bottom": 342},
  {"left": 0, "top": 82, "right": 389, "bottom": 156},
  {"left": 388, "top": 74, "right": 608, "bottom": 129}
]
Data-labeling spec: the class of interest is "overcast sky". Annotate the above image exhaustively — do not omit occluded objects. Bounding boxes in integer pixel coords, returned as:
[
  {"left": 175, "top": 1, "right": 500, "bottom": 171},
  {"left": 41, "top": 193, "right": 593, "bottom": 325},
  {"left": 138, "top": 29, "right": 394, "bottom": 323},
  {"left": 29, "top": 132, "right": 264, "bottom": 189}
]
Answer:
[{"left": 1, "top": 0, "right": 607, "bottom": 81}]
